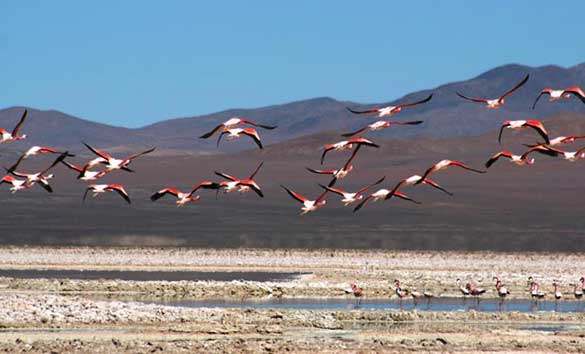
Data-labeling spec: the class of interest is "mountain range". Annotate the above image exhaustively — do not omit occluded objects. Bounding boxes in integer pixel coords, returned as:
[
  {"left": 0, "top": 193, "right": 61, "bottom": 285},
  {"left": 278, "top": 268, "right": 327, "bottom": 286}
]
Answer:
[{"left": 2, "top": 62, "right": 585, "bottom": 155}]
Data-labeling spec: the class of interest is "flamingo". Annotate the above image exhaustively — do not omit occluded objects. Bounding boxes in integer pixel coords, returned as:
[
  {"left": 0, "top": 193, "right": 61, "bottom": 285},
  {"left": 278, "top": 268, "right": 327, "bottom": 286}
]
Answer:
[
  {"left": 199, "top": 117, "right": 277, "bottom": 139},
  {"left": 456, "top": 279, "right": 470, "bottom": 296},
  {"left": 321, "top": 137, "right": 379, "bottom": 165},
  {"left": 553, "top": 281, "right": 563, "bottom": 300},
  {"left": 532, "top": 86, "right": 585, "bottom": 109},
  {"left": 410, "top": 288, "right": 434, "bottom": 299},
  {"left": 415, "top": 160, "right": 486, "bottom": 185},
  {"left": 581, "top": 277, "right": 585, "bottom": 294},
  {"left": 353, "top": 188, "right": 420, "bottom": 212},
  {"left": 150, "top": 187, "right": 201, "bottom": 207},
  {"left": 385, "top": 174, "right": 453, "bottom": 199},
  {"left": 216, "top": 127, "right": 263, "bottom": 149},
  {"left": 308, "top": 144, "right": 364, "bottom": 180},
  {"left": 0, "top": 175, "right": 28, "bottom": 193},
  {"left": 456, "top": 74, "right": 529, "bottom": 109},
  {"left": 199, "top": 117, "right": 278, "bottom": 139},
  {"left": 498, "top": 120, "right": 549, "bottom": 145},
  {"left": 341, "top": 120, "right": 423, "bottom": 138},
  {"left": 280, "top": 185, "right": 329, "bottom": 215},
  {"left": 493, "top": 277, "right": 510, "bottom": 298},
  {"left": 83, "top": 142, "right": 155, "bottom": 172},
  {"left": 346, "top": 94, "right": 433, "bottom": 118},
  {"left": 83, "top": 184, "right": 131, "bottom": 205},
  {"left": 9, "top": 146, "right": 74, "bottom": 172},
  {"left": 528, "top": 277, "right": 545, "bottom": 299},
  {"left": 571, "top": 282, "right": 583, "bottom": 299},
  {"left": 466, "top": 283, "right": 486, "bottom": 297},
  {"left": 539, "top": 146, "right": 585, "bottom": 162},
  {"left": 60, "top": 160, "right": 110, "bottom": 181},
  {"left": 344, "top": 283, "right": 363, "bottom": 298},
  {"left": 5, "top": 153, "right": 68, "bottom": 193},
  {"left": 484, "top": 145, "right": 560, "bottom": 168},
  {"left": 319, "top": 176, "right": 385, "bottom": 206},
  {"left": 215, "top": 162, "right": 264, "bottom": 197},
  {"left": 394, "top": 279, "right": 409, "bottom": 299},
  {"left": 0, "top": 109, "right": 27, "bottom": 144}
]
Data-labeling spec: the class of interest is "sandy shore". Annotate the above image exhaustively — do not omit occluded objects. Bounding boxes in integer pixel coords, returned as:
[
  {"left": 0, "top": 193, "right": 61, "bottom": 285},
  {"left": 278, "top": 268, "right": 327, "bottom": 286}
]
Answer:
[{"left": 0, "top": 247, "right": 583, "bottom": 353}]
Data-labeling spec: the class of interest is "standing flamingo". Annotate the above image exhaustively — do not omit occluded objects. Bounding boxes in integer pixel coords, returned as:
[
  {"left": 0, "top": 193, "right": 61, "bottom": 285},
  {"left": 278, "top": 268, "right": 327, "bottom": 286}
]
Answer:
[
  {"left": 0, "top": 109, "right": 28, "bottom": 144},
  {"left": 493, "top": 276, "right": 510, "bottom": 298},
  {"left": 571, "top": 282, "right": 583, "bottom": 299},
  {"left": 456, "top": 279, "right": 470, "bottom": 296},
  {"left": 346, "top": 94, "right": 433, "bottom": 118},
  {"left": 394, "top": 279, "right": 409, "bottom": 299},
  {"left": 528, "top": 277, "right": 546, "bottom": 299},
  {"left": 553, "top": 281, "right": 563, "bottom": 300},
  {"left": 456, "top": 74, "right": 529, "bottom": 109}
]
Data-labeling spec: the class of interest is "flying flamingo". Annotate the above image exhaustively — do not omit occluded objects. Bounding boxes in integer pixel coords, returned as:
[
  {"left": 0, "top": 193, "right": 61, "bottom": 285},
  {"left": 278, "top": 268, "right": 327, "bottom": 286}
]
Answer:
[
  {"left": 216, "top": 127, "right": 263, "bottom": 149},
  {"left": 553, "top": 281, "right": 563, "bottom": 300},
  {"left": 456, "top": 74, "right": 529, "bottom": 109},
  {"left": 83, "top": 184, "right": 131, "bottom": 205},
  {"left": 150, "top": 187, "right": 201, "bottom": 207},
  {"left": 199, "top": 117, "right": 277, "bottom": 139},
  {"left": 493, "top": 277, "right": 510, "bottom": 298},
  {"left": 346, "top": 94, "right": 433, "bottom": 118},
  {"left": 0, "top": 109, "right": 28, "bottom": 144},
  {"left": 319, "top": 176, "right": 385, "bottom": 206},
  {"left": 308, "top": 144, "right": 364, "bottom": 181},
  {"left": 353, "top": 188, "right": 420, "bottom": 212},
  {"left": 484, "top": 145, "right": 560, "bottom": 168},
  {"left": 5, "top": 153, "right": 68, "bottom": 193},
  {"left": 280, "top": 185, "right": 329, "bottom": 215},
  {"left": 0, "top": 175, "right": 28, "bottom": 193},
  {"left": 415, "top": 160, "right": 486, "bottom": 185},
  {"left": 538, "top": 145, "right": 585, "bottom": 162},
  {"left": 9, "top": 146, "right": 74, "bottom": 172},
  {"left": 321, "top": 137, "right": 379, "bottom": 165},
  {"left": 83, "top": 142, "right": 155, "bottom": 172},
  {"left": 498, "top": 120, "right": 549, "bottom": 145},
  {"left": 60, "top": 160, "right": 110, "bottom": 181},
  {"left": 385, "top": 174, "right": 453, "bottom": 199},
  {"left": 341, "top": 120, "right": 423, "bottom": 138},
  {"left": 215, "top": 162, "right": 265, "bottom": 197},
  {"left": 532, "top": 86, "right": 585, "bottom": 109}
]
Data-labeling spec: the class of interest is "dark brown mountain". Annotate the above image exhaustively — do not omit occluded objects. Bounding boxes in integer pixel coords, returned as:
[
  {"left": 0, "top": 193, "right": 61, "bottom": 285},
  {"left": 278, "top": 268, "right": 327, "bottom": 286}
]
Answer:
[{"left": 2, "top": 62, "right": 585, "bottom": 155}]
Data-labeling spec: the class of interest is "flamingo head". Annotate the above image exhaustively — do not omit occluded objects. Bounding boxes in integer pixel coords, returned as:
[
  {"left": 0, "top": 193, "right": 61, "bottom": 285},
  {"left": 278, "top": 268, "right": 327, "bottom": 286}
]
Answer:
[
  {"left": 18, "top": 134, "right": 27, "bottom": 140},
  {"left": 350, "top": 283, "right": 357, "bottom": 290},
  {"left": 563, "top": 93, "right": 571, "bottom": 99},
  {"left": 317, "top": 200, "right": 327, "bottom": 207},
  {"left": 580, "top": 277, "right": 584, "bottom": 284},
  {"left": 391, "top": 107, "right": 402, "bottom": 115},
  {"left": 492, "top": 276, "right": 499, "bottom": 282},
  {"left": 393, "top": 279, "right": 400, "bottom": 287}
]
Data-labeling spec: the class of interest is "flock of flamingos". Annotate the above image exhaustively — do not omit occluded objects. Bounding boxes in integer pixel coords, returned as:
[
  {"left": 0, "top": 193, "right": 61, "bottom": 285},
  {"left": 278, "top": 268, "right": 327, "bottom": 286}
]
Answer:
[
  {"left": 1, "top": 74, "right": 585, "bottom": 300},
  {"left": 3, "top": 74, "right": 584, "bottom": 213}
]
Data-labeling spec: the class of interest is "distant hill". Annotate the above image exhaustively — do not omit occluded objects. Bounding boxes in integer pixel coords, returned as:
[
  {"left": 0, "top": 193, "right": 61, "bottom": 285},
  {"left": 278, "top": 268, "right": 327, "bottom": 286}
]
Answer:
[{"left": 2, "top": 62, "right": 585, "bottom": 155}]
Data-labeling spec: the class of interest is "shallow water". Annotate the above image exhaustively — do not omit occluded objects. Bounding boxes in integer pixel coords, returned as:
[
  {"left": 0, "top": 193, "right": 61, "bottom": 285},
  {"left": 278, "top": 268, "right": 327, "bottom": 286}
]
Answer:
[
  {"left": 0, "top": 269, "right": 304, "bottom": 282},
  {"left": 154, "top": 297, "right": 585, "bottom": 313}
]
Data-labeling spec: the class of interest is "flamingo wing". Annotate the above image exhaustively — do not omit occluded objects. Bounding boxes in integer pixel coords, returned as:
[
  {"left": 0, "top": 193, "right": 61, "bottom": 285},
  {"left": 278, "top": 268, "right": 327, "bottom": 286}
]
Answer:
[
  {"left": 456, "top": 92, "right": 489, "bottom": 103},
  {"left": 564, "top": 86, "right": 585, "bottom": 104},
  {"left": 190, "top": 181, "right": 221, "bottom": 193},
  {"left": 391, "top": 191, "right": 421, "bottom": 204},
  {"left": 126, "top": 147, "right": 156, "bottom": 161},
  {"left": 353, "top": 195, "right": 374, "bottom": 213},
  {"left": 306, "top": 167, "right": 335, "bottom": 175},
  {"left": 240, "top": 119, "right": 277, "bottom": 130},
  {"left": 11, "top": 109, "right": 28, "bottom": 136},
  {"left": 449, "top": 161, "right": 487, "bottom": 174},
  {"left": 60, "top": 160, "right": 83, "bottom": 173},
  {"left": 82, "top": 142, "right": 113, "bottom": 160},
  {"left": 531, "top": 90, "right": 550, "bottom": 109},
  {"left": 346, "top": 107, "right": 380, "bottom": 115},
  {"left": 107, "top": 184, "right": 131, "bottom": 204},
  {"left": 36, "top": 180, "right": 53, "bottom": 193},
  {"left": 199, "top": 124, "right": 225, "bottom": 139},
  {"left": 342, "top": 144, "right": 362, "bottom": 171},
  {"left": 320, "top": 145, "right": 334, "bottom": 165},
  {"left": 150, "top": 188, "right": 181, "bottom": 201},
  {"left": 498, "top": 122, "right": 511, "bottom": 144},
  {"left": 214, "top": 171, "right": 239, "bottom": 181},
  {"left": 525, "top": 121, "right": 550, "bottom": 144},
  {"left": 392, "top": 120, "right": 424, "bottom": 125},
  {"left": 241, "top": 181, "right": 264, "bottom": 198},
  {"left": 242, "top": 129, "right": 263, "bottom": 149},
  {"left": 318, "top": 184, "right": 346, "bottom": 197},
  {"left": 216, "top": 130, "right": 228, "bottom": 148},
  {"left": 396, "top": 94, "right": 433, "bottom": 108},
  {"left": 280, "top": 185, "right": 308, "bottom": 204},
  {"left": 248, "top": 161, "right": 264, "bottom": 179},
  {"left": 500, "top": 74, "right": 529, "bottom": 100},
  {"left": 422, "top": 178, "right": 453, "bottom": 196},
  {"left": 356, "top": 176, "right": 386, "bottom": 195},
  {"left": 485, "top": 151, "right": 513, "bottom": 168},
  {"left": 341, "top": 125, "right": 368, "bottom": 138}
]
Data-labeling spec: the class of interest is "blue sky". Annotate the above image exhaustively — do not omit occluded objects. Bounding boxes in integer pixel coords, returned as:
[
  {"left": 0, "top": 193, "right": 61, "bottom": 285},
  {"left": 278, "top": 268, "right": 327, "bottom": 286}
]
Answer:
[{"left": 2, "top": 1, "right": 584, "bottom": 127}]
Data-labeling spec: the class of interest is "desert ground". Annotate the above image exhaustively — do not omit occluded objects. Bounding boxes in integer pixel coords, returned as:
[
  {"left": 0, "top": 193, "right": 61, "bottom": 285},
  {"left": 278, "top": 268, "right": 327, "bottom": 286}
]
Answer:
[{"left": 0, "top": 247, "right": 583, "bottom": 353}]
